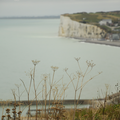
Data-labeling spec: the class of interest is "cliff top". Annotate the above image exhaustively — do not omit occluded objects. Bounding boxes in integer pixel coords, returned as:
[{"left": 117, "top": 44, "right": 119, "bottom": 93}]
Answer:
[{"left": 62, "top": 11, "right": 120, "bottom": 24}]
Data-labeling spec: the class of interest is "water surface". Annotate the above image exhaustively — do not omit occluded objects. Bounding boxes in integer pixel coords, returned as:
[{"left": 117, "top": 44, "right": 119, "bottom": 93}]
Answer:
[{"left": 0, "top": 19, "right": 120, "bottom": 101}]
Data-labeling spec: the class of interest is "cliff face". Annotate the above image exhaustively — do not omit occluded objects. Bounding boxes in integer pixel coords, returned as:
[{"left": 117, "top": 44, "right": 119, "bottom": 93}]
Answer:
[{"left": 58, "top": 15, "right": 106, "bottom": 39}]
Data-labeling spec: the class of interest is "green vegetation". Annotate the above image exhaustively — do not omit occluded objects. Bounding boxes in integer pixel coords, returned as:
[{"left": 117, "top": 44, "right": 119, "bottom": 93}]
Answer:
[
  {"left": 114, "top": 27, "right": 120, "bottom": 31},
  {"left": 65, "top": 104, "right": 120, "bottom": 120},
  {"left": 96, "top": 24, "right": 112, "bottom": 33},
  {"left": 63, "top": 11, "right": 120, "bottom": 24}
]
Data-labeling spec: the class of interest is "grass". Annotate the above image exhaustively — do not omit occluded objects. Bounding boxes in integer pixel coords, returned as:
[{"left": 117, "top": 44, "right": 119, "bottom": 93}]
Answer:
[
  {"left": 114, "top": 27, "right": 120, "bottom": 30},
  {"left": 69, "top": 104, "right": 120, "bottom": 120},
  {"left": 63, "top": 11, "right": 120, "bottom": 24},
  {"left": 1, "top": 58, "right": 120, "bottom": 120}
]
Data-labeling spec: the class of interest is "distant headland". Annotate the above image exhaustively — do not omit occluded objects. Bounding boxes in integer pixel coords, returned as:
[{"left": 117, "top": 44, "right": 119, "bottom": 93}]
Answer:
[{"left": 59, "top": 10, "right": 120, "bottom": 47}]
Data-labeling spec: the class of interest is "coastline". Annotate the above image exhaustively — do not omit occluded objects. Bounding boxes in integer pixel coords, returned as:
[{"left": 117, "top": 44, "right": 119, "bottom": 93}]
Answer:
[
  {"left": 61, "top": 36, "right": 120, "bottom": 47},
  {"left": 67, "top": 36, "right": 120, "bottom": 47},
  {"left": 84, "top": 40, "right": 120, "bottom": 47}
]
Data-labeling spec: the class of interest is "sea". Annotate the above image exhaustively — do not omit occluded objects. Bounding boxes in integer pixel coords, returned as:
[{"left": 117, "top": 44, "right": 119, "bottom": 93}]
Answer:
[{"left": 0, "top": 18, "right": 120, "bottom": 116}]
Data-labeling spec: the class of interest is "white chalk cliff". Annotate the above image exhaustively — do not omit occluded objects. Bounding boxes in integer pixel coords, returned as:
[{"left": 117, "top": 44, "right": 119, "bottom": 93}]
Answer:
[{"left": 58, "top": 15, "right": 106, "bottom": 39}]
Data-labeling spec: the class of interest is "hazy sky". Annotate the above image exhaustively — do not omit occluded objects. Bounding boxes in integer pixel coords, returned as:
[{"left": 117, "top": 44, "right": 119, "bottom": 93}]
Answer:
[{"left": 0, "top": 0, "right": 120, "bottom": 17}]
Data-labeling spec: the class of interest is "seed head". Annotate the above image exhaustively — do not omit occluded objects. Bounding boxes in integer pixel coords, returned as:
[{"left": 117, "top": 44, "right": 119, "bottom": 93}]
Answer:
[
  {"left": 12, "top": 111, "right": 16, "bottom": 113},
  {"left": 51, "top": 66, "right": 59, "bottom": 72},
  {"left": 32, "top": 60, "right": 40, "bottom": 66},
  {"left": 64, "top": 68, "right": 68, "bottom": 72},
  {"left": 7, "top": 115, "right": 11, "bottom": 118},
  {"left": 42, "top": 74, "right": 48, "bottom": 81},
  {"left": 2, "top": 115, "right": 5, "bottom": 118},
  {"left": 105, "top": 84, "right": 109, "bottom": 90},
  {"left": 76, "top": 71, "right": 82, "bottom": 77},
  {"left": 86, "top": 60, "right": 96, "bottom": 68},
  {"left": 75, "top": 57, "right": 80, "bottom": 62},
  {"left": 98, "top": 71, "right": 102, "bottom": 74},
  {"left": 6, "top": 109, "right": 10, "bottom": 112},
  {"left": 18, "top": 111, "right": 22, "bottom": 114}
]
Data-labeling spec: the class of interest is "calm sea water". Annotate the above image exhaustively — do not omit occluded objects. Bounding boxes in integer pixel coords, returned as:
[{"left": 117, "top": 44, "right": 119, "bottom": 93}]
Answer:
[{"left": 0, "top": 19, "right": 120, "bottom": 102}]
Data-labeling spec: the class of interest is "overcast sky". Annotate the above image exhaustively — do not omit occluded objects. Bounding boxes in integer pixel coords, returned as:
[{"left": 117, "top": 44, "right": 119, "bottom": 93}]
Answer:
[{"left": 0, "top": 0, "right": 120, "bottom": 17}]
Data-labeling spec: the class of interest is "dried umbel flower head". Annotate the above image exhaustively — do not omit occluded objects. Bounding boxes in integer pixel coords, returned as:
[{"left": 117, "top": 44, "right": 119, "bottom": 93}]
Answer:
[
  {"left": 7, "top": 115, "right": 11, "bottom": 118},
  {"left": 6, "top": 109, "right": 10, "bottom": 113},
  {"left": 16, "top": 103, "right": 19, "bottom": 106},
  {"left": 42, "top": 74, "right": 48, "bottom": 81},
  {"left": 6, "top": 109, "right": 10, "bottom": 112},
  {"left": 105, "top": 84, "right": 109, "bottom": 90},
  {"left": 2, "top": 115, "right": 5, "bottom": 120},
  {"left": 12, "top": 108, "right": 15, "bottom": 111},
  {"left": 32, "top": 60, "right": 40, "bottom": 66},
  {"left": 86, "top": 60, "right": 96, "bottom": 68},
  {"left": 76, "top": 71, "right": 82, "bottom": 77},
  {"left": 98, "top": 71, "right": 102, "bottom": 74},
  {"left": 75, "top": 57, "right": 81, "bottom": 62},
  {"left": 12, "top": 111, "right": 16, "bottom": 113},
  {"left": 17, "top": 111, "right": 22, "bottom": 114},
  {"left": 2, "top": 115, "right": 5, "bottom": 118},
  {"left": 64, "top": 68, "right": 68, "bottom": 72},
  {"left": 51, "top": 66, "right": 59, "bottom": 72}
]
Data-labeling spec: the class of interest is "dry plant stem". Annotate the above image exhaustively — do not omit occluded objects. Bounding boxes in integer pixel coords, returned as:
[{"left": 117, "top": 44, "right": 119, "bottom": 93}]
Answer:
[
  {"left": 20, "top": 74, "right": 32, "bottom": 120},
  {"left": 21, "top": 89, "right": 44, "bottom": 117},
  {"left": 77, "top": 61, "right": 82, "bottom": 75},
  {"left": 44, "top": 79, "right": 47, "bottom": 118},
  {"left": 15, "top": 84, "right": 25, "bottom": 112},
  {"left": 51, "top": 77, "right": 65, "bottom": 103},
  {"left": 65, "top": 71, "right": 76, "bottom": 120},
  {"left": 48, "top": 70, "right": 55, "bottom": 111},
  {"left": 1, "top": 101, "right": 6, "bottom": 118},
  {"left": 73, "top": 76, "right": 81, "bottom": 120},
  {"left": 11, "top": 89, "right": 17, "bottom": 120},
  {"left": 75, "top": 76, "right": 80, "bottom": 108},
  {"left": 65, "top": 71, "right": 75, "bottom": 90},
  {"left": 62, "top": 83, "right": 66, "bottom": 105},
  {"left": 59, "top": 77, "right": 74, "bottom": 99},
  {"left": 56, "top": 86, "right": 65, "bottom": 103},
  {"left": 32, "top": 65, "right": 38, "bottom": 120},
  {"left": 15, "top": 84, "right": 21, "bottom": 111},
  {"left": 77, "top": 66, "right": 89, "bottom": 106},
  {"left": 77, "top": 73, "right": 101, "bottom": 105},
  {"left": 65, "top": 70, "right": 77, "bottom": 120}
]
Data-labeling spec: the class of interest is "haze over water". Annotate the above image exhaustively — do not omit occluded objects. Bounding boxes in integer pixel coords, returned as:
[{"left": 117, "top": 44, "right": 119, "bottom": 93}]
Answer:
[{"left": 0, "top": 19, "right": 120, "bottom": 101}]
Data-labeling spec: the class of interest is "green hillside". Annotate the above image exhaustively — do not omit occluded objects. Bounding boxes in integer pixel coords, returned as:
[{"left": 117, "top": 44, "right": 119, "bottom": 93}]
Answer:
[{"left": 63, "top": 11, "right": 120, "bottom": 24}]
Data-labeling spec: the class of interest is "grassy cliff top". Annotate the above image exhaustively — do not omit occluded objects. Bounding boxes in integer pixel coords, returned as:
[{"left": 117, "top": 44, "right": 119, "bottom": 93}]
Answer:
[{"left": 62, "top": 11, "right": 120, "bottom": 24}]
